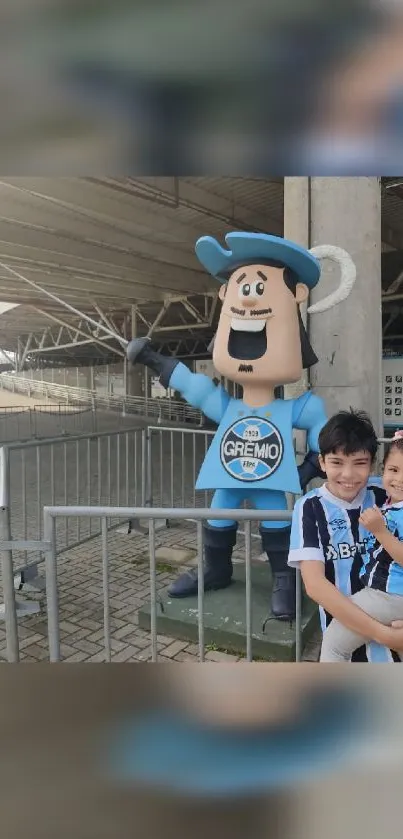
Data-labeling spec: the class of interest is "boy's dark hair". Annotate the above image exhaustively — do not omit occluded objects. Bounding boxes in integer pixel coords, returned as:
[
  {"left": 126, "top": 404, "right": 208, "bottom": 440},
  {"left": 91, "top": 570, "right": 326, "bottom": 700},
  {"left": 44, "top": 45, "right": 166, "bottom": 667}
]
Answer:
[{"left": 318, "top": 409, "right": 378, "bottom": 461}]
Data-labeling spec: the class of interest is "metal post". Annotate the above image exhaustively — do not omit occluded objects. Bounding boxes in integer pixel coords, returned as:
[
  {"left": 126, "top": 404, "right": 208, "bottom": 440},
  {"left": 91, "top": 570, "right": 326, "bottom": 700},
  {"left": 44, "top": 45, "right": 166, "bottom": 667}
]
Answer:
[
  {"left": 44, "top": 510, "right": 60, "bottom": 662},
  {"left": 122, "top": 359, "right": 127, "bottom": 417},
  {"left": 295, "top": 568, "right": 302, "bottom": 662},
  {"left": 101, "top": 517, "right": 111, "bottom": 662},
  {"left": 131, "top": 432, "right": 135, "bottom": 506},
  {"left": 76, "top": 441, "right": 80, "bottom": 543},
  {"left": 16, "top": 337, "right": 21, "bottom": 373},
  {"left": 181, "top": 432, "right": 185, "bottom": 506},
  {"left": 0, "top": 447, "right": 19, "bottom": 662},
  {"left": 106, "top": 365, "right": 110, "bottom": 408},
  {"left": 245, "top": 520, "right": 252, "bottom": 662},
  {"left": 149, "top": 518, "right": 158, "bottom": 662},
  {"left": 107, "top": 436, "right": 112, "bottom": 505},
  {"left": 170, "top": 430, "right": 174, "bottom": 507},
  {"left": 146, "top": 428, "right": 152, "bottom": 507},
  {"left": 159, "top": 431, "right": 163, "bottom": 506},
  {"left": 141, "top": 429, "right": 147, "bottom": 507},
  {"left": 197, "top": 521, "right": 204, "bottom": 662},
  {"left": 145, "top": 366, "right": 149, "bottom": 416}
]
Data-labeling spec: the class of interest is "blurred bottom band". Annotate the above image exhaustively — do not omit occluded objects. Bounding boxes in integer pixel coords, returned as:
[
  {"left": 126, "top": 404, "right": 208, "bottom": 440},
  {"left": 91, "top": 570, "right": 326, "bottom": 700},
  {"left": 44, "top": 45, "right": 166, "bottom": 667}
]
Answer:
[{"left": 104, "top": 686, "right": 372, "bottom": 797}]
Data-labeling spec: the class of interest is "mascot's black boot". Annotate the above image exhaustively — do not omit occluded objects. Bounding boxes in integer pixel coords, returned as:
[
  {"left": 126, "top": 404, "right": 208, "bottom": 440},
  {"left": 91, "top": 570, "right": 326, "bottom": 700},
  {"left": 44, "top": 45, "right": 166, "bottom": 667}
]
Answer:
[
  {"left": 260, "top": 527, "right": 296, "bottom": 621},
  {"left": 168, "top": 524, "right": 237, "bottom": 598}
]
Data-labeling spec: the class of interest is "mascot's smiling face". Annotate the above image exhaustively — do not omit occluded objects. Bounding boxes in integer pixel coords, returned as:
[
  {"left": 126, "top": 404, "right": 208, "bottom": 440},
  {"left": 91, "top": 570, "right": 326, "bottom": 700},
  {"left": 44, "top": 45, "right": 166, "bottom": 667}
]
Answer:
[{"left": 213, "top": 262, "right": 309, "bottom": 387}]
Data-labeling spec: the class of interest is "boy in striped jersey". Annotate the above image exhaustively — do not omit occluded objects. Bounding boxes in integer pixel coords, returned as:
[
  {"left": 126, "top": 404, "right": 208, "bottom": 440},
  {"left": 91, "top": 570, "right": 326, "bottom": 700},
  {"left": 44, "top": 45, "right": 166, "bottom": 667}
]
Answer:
[
  {"left": 321, "top": 431, "right": 403, "bottom": 661},
  {"left": 288, "top": 410, "right": 403, "bottom": 662}
]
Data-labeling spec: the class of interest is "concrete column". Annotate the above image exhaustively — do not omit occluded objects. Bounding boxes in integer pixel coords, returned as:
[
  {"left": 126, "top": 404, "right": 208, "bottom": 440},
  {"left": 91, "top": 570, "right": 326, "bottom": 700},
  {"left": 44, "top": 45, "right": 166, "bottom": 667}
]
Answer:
[
  {"left": 81, "top": 366, "right": 93, "bottom": 391},
  {"left": 309, "top": 177, "right": 382, "bottom": 434},
  {"left": 16, "top": 337, "right": 22, "bottom": 373},
  {"left": 283, "top": 177, "right": 310, "bottom": 399},
  {"left": 127, "top": 369, "right": 144, "bottom": 399},
  {"left": 144, "top": 366, "right": 151, "bottom": 397},
  {"left": 284, "top": 176, "right": 382, "bottom": 435},
  {"left": 126, "top": 305, "right": 145, "bottom": 398},
  {"left": 283, "top": 178, "right": 311, "bottom": 460}
]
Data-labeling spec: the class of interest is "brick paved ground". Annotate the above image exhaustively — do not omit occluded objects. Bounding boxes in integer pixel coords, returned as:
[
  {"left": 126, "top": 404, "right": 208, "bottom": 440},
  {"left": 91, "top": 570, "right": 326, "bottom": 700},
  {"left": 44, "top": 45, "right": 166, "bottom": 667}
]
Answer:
[{"left": 0, "top": 519, "right": 321, "bottom": 663}]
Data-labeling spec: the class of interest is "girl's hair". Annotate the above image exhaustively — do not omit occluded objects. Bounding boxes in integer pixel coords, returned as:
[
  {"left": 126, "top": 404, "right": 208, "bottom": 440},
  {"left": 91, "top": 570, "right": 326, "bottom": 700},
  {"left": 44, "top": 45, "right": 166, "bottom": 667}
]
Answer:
[{"left": 384, "top": 431, "right": 403, "bottom": 464}]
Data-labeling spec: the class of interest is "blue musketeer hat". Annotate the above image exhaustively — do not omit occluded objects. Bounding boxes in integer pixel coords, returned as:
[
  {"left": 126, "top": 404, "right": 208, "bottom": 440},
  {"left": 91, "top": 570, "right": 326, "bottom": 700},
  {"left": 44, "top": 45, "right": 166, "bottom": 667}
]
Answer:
[{"left": 195, "top": 232, "right": 321, "bottom": 288}]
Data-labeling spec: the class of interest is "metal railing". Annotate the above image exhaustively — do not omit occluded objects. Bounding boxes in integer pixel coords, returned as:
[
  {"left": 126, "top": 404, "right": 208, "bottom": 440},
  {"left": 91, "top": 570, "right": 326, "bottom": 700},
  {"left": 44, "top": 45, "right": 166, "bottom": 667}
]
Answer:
[
  {"left": 0, "top": 504, "right": 300, "bottom": 664},
  {"left": 0, "top": 403, "right": 98, "bottom": 442},
  {"left": 0, "top": 427, "right": 145, "bottom": 603},
  {"left": 0, "top": 422, "right": 217, "bottom": 596},
  {"left": 0, "top": 420, "right": 218, "bottom": 619},
  {"left": 144, "top": 425, "right": 295, "bottom": 545},
  {"left": 0, "top": 373, "right": 204, "bottom": 426},
  {"left": 145, "top": 425, "right": 215, "bottom": 508},
  {"left": 0, "top": 422, "right": 306, "bottom": 663}
]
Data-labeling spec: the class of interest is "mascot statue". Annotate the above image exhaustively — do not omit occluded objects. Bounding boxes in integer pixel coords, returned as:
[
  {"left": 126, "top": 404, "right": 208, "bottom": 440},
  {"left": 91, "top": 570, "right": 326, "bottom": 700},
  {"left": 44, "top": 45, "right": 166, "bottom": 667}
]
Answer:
[{"left": 127, "top": 234, "right": 356, "bottom": 621}]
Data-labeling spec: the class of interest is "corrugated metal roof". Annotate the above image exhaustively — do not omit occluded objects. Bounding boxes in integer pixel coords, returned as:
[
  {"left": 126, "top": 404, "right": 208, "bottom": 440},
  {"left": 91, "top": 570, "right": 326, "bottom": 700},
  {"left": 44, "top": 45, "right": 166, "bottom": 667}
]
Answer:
[
  {"left": 184, "top": 177, "right": 284, "bottom": 222},
  {"left": 0, "top": 177, "right": 402, "bottom": 362},
  {"left": 0, "top": 176, "right": 283, "bottom": 358}
]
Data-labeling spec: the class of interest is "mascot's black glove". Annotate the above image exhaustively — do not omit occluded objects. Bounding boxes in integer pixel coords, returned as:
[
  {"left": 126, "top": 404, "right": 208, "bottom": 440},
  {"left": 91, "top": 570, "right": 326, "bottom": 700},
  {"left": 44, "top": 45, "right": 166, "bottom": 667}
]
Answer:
[
  {"left": 297, "top": 450, "right": 326, "bottom": 493},
  {"left": 126, "top": 338, "right": 179, "bottom": 388}
]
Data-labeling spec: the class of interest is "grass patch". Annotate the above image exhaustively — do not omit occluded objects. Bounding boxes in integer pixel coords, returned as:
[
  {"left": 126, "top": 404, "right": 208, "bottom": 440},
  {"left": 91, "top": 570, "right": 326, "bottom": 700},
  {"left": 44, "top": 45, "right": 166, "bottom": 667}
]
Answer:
[
  {"left": 205, "top": 642, "right": 269, "bottom": 661},
  {"left": 156, "top": 562, "right": 175, "bottom": 573}
]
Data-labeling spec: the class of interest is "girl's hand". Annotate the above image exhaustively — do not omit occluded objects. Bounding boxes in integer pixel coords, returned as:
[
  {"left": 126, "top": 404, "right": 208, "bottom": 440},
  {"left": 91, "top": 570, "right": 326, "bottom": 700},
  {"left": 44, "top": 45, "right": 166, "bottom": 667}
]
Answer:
[{"left": 359, "top": 506, "right": 387, "bottom": 538}]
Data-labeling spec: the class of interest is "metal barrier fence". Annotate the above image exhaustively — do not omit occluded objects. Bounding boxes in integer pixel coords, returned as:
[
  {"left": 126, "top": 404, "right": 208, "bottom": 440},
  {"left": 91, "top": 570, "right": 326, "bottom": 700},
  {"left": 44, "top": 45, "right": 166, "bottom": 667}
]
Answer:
[
  {"left": 0, "top": 424, "right": 301, "bottom": 663},
  {"left": 145, "top": 425, "right": 214, "bottom": 508},
  {"left": 144, "top": 425, "right": 293, "bottom": 543},
  {"left": 0, "top": 404, "right": 98, "bottom": 442},
  {"left": 0, "top": 427, "right": 145, "bottom": 595},
  {"left": 0, "top": 373, "right": 203, "bottom": 426},
  {"left": 0, "top": 415, "right": 387, "bottom": 663},
  {"left": 0, "top": 504, "right": 298, "bottom": 664},
  {"left": 0, "top": 423, "right": 214, "bottom": 597}
]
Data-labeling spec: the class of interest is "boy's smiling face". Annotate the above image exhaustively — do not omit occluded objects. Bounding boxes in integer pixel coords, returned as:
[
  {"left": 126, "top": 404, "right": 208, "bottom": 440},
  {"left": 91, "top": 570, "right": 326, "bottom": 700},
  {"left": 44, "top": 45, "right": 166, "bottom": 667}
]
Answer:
[{"left": 319, "top": 448, "right": 373, "bottom": 502}]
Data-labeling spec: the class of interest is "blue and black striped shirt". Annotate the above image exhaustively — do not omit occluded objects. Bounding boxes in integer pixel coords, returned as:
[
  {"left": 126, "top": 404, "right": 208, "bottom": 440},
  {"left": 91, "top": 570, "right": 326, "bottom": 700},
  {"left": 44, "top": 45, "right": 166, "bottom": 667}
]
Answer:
[
  {"left": 361, "top": 501, "right": 403, "bottom": 595},
  {"left": 288, "top": 482, "right": 399, "bottom": 663}
]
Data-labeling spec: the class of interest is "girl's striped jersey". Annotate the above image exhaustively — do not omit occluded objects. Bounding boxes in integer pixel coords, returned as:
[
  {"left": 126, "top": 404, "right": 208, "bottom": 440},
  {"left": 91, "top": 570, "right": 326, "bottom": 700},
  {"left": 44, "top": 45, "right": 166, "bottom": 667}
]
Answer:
[
  {"left": 288, "top": 481, "right": 400, "bottom": 663},
  {"left": 361, "top": 499, "right": 403, "bottom": 596}
]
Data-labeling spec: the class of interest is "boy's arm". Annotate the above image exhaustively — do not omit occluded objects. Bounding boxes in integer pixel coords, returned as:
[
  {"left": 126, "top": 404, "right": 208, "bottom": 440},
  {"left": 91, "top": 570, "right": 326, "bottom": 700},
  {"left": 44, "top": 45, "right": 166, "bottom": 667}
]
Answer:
[{"left": 301, "top": 561, "right": 395, "bottom": 645}]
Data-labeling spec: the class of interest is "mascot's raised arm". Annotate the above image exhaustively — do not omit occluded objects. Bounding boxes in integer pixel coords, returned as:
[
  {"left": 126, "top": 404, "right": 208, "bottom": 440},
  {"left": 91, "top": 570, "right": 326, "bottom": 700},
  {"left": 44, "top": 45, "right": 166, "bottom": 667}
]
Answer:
[{"left": 127, "top": 233, "right": 356, "bottom": 621}]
